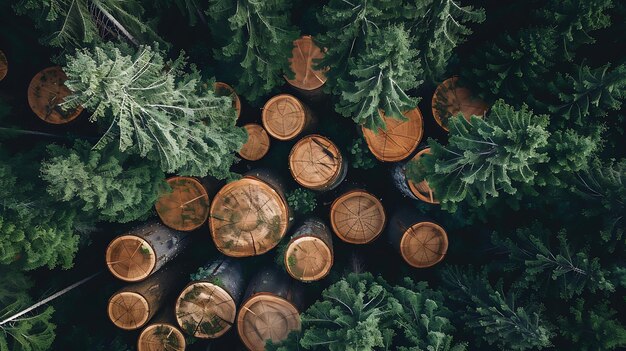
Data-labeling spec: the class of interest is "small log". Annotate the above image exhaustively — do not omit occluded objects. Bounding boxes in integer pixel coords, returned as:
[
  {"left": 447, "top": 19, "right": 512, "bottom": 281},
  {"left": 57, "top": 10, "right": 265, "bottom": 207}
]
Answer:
[
  {"left": 27, "top": 66, "right": 83, "bottom": 124},
  {"left": 387, "top": 209, "right": 448, "bottom": 268},
  {"left": 289, "top": 134, "right": 348, "bottom": 191},
  {"left": 155, "top": 176, "right": 210, "bottom": 231},
  {"left": 285, "top": 35, "right": 327, "bottom": 94},
  {"left": 137, "top": 323, "right": 186, "bottom": 351},
  {"left": 0, "top": 50, "right": 7, "bottom": 81},
  {"left": 237, "top": 268, "right": 303, "bottom": 351},
  {"left": 284, "top": 218, "right": 334, "bottom": 282},
  {"left": 209, "top": 170, "right": 291, "bottom": 257},
  {"left": 330, "top": 189, "right": 386, "bottom": 244},
  {"left": 238, "top": 123, "right": 271, "bottom": 161},
  {"left": 108, "top": 265, "right": 185, "bottom": 330},
  {"left": 175, "top": 257, "right": 245, "bottom": 339},
  {"left": 262, "top": 94, "right": 316, "bottom": 141},
  {"left": 432, "top": 77, "right": 488, "bottom": 132},
  {"left": 214, "top": 81, "right": 241, "bottom": 120},
  {"left": 362, "top": 108, "right": 423, "bottom": 162},
  {"left": 106, "top": 221, "right": 191, "bottom": 282},
  {"left": 392, "top": 148, "right": 439, "bottom": 204}
]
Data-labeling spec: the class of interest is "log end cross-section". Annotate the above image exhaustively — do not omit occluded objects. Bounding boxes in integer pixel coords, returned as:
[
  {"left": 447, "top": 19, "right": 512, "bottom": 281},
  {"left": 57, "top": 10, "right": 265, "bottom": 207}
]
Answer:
[{"left": 27, "top": 66, "right": 83, "bottom": 124}]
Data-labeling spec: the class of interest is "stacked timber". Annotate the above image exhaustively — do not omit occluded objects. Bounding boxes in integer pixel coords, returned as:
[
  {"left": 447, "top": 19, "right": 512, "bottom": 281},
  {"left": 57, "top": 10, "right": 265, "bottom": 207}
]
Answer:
[
  {"left": 175, "top": 257, "right": 245, "bottom": 339},
  {"left": 238, "top": 123, "right": 271, "bottom": 161},
  {"left": 27, "top": 66, "right": 82, "bottom": 124},
  {"left": 392, "top": 148, "right": 439, "bottom": 204},
  {"left": 284, "top": 218, "right": 334, "bottom": 282},
  {"left": 285, "top": 35, "right": 327, "bottom": 95},
  {"left": 106, "top": 221, "right": 190, "bottom": 282},
  {"left": 387, "top": 209, "right": 448, "bottom": 268},
  {"left": 362, "top": 108, "right": 423, "bottom": 162},
  {"left": 237, "top": 268, "right": 303, "bottom": 351},
  {"left": 431, "top": 76, "right": 488, "bottom": 131},
  {"left": 288, "top": 134, "right": 347, "bottom": 191},
  {"left": 262, "top": 94, "right": 315, "bottom": 141},
  {"left": 155, "top": 176, "right": 210, "bottom": 231},
  {"left": 329, "top": 189, "right": 386, "bottom": 244},
  {"left": 209, "top": 169, "right": 291, "bottom": 257}
]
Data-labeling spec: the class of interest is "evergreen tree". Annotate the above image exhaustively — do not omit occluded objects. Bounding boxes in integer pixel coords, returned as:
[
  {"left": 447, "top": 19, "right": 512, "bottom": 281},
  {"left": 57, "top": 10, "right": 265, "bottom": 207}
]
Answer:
[
  {"left": 13, "top": 0, "right": 162, "bottom": 49},
  {"left": 335, "top": 25, "right": 422, "bottom": 131},
  {"left": 0, "top": 269, "right": 55, "bottom": 351},
  {"left": 415, "top": 100, "right": 550, "bottom": 212},
  {"left": 207, "top": 0, "right": 299, "bottom": 102},
  {"left": 443, "top": 267, "right": 553, "bottom": 351},
  {"left": 41, "top": 140, "right": 166, "bottom": 224},
  {"left": 62, "top": 43, "right": 247, "bottom": 179},
  {"left": 154, "top": 0, "right": 205, "bottom": 26}
]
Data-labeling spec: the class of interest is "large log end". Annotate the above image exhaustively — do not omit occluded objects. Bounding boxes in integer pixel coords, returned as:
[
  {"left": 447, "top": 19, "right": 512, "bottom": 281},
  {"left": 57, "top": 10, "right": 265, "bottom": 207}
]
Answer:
[
  {"left": 432, "top": 77, "right": 488, "bottom": 132},
  {"left": 175, "top": 282, "right": 237, "bottom": 338},
  {"left": 407, "top": 149, "right": 439, "bottom": 204},
  {"left": 400, "top": 222, "right": 448, "bottom": 268},
  {"left": 362, "top": 108, "right": 423, "bottom": 162},
  {"left": 285, "top": 35, "right": 327, "bottom": 91},
  {"left": 106, "top": 235, "right": 156, "bottom": 282},
  {"left": 108, "top": 291, "right": 150, "bottom": 330},
  {"left": 138, "top": 323, "right": 186, "bottom": 351},
  {"left": 156, "top": 176, "right": 210, "bottom": 231},
  {"left": 285, "top": 235, "right": 333, "bottom": 282},
  {"left": 239, "top": 124, "right": 271, "bottom": 161},
  {"left": 330, "top": 190, "right": 386, "bottom": 244},
  {"left": 262, "top": 94, "right": 306, "bottom": 141},
  {"left": 289, "top": 135, "right": 344, "bottom": 191},
  {"left": 27, "top": 66, "right": 82, "bottom": 124}
]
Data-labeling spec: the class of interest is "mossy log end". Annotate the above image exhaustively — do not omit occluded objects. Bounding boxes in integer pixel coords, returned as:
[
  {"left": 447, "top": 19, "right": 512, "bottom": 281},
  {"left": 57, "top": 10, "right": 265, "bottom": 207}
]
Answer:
[
  {"left": 137, "top": 323, "right": 186, "bottom": 351},
  {"left": 387, "top": 210, "right": 448, "bottom": 268},
  {"left": 210, "top": 171, "right": 291, "bottom": 257},
  {"left": 237, "top": 268, "right": 303, "bottom": 351},
  {"left": 289, "top": 134, "right": 348, "bottom": 192},
  {"left": 330, "top": 190, "right": 386, "bottom": 244},
  {"left": 392, "top": 148, "right": 439, "bottom": 204},
  {"left": 284, "top": 218, "right": 334, "bottom": 282},
  {"left": 285, "top": 35, "right": 327, "bottom": 92},
  {"left": 214, "top": 81, "right": 241, "bottom": 120},
  {"left": 362, "top": 108, "right": 423, "bottom": 162},
  {"left": 0, "top": 50, "right": 7, "bottom": 81},
  {"left": 432, "top": 77, "right": 488, "bottom": 132},
  {"left": 106, "top": 221, "right": 191, "bottom": 282},
  {"left": 27, "top": 66, "right": 83, "bottom": 124},
  {"left": 239, "top": 123, "right": 271, "bottom": 161},
  {"left": 155, "top": 176, "right": 210, "bottom": 232},
  {"left": 175, "top": 257, "right": 245, "bottom": 339},
  {"left": 262, "top": 94, "right": 316, "bottom": 141},
  {"left": 108, "top": 265, "right": 184, "bottom": 330}
]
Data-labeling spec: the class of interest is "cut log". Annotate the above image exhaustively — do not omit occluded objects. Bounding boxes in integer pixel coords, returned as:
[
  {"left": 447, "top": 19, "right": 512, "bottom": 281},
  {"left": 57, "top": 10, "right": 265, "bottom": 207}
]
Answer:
[
  {"left": 362, "top": 108, "right": 423, "bottom": 162},
  {"left": 27, "top": 66, "right": 83, "bottom": 124},
  {"left": 175, "top": 257, "right": 245, "bottom": 339},
  {"left": 209, "top": 170, "right": 291, "bottom": 257},
  {"left": 432, "top": 77, "right": 488, "bottom": 131},
  {"left": 137, "top": 323, "right": 186, "bottom": 351},
  {"left": 262, "top": 94, "right": 315, "bottom": 141},
  {"left": 284, "top": 218, "right": 333, "bottom": 282},
  {"left": 392, "top": 148, "right": 439, "bottom": 204},
  {"left": 289, "top": 134, "right": 347, "bottom": 191},
  {"left": 330, "top": 190, "right": 386, "bottom": 244},
  {"left": 237, "top": 268, "right": 303, "bottom": 351},
  {"left": 285, "top": 35, "right": 327, "bottom": 92},
  {"left": 387, "top": 210, "right": 448, "bottom": 268},
  {"left": 106, "top": 221, "right": 191, "bottom": 282},
  {"left": 0, "top": 50, "right": 7, "bottom": 81},
  {"left": 155, "top": 176, "right": 210, "bottom": 231},
  {"left": 214, "top": 82, "right": 241, "bottom": 120},
  {"left": 108, "top": 265, "right": 184, "bottom": 330},
  {"left": 239, "top": 123, "right": 271, "bottom": 161}
]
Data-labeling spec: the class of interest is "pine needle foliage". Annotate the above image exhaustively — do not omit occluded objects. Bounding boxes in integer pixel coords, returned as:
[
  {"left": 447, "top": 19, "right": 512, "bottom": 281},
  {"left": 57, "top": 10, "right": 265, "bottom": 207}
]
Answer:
[
  {"left": 442, "top": 267, "right": 553, "bottom": 351},
  {"left": 0, "top": 269, "right": 55, "bottom": 351},
  {"left": 207, "top": 0, "right": 299, "bottom": 102},
  {"left": 41, "top": 140, "right": 166, "bottom": 223},
  {"left": 13, "top": 0, "right": 163, "bottom": 49},
  {"left": 335, "top": 25, "right": 422, "bottom": 131},
  {"left": 62, "top": 43, "right": 247, "bottom": 178},
  {"left": 415, "top": 100, "right": 550, "bottom": 212}
]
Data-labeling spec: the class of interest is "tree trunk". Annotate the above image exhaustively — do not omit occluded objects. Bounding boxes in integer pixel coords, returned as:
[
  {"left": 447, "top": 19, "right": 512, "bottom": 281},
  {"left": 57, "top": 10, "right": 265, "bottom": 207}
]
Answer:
[
  {"left": 155, "top": 176, "right": 210, "bottom": 232},
  {"left": 387, "top": 209, "right": 448, "bottom": 268},
  {"left": 108, "top": 264, "right": 185, "bottom": 330},
  {"left": 361, "top": 107, "right": 423, "bottom": 162},
  {"left": 261, "top": 94, "right": 317, "bottom": 141},
  {"left": 106, "top": 221, "right": 191, "bottom": 282},
  {"left": 289, "top": 134, "right": 348, "bottom": 192},
  {"left": 237, "top": 268, "right": 304, "bottom": 351},
  {"left": 175, "top": 257, "right": 245, "bottom": 339},
  {"left": 330, "top": 189, "right": 387, "bottom": 244},
  {"left": 285, "top": 35, "right": 328, "bottom": 99},
  {"left": 284, "top": 218, "right": 334, "bottom": 282}
]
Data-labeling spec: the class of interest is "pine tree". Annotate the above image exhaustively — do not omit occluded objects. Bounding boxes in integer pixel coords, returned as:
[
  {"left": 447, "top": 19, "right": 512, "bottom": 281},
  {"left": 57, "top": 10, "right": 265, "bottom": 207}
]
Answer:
[
  {"left": 492, "top": 225, "right": 614, "bottom": 299},
  {"left": 13, "top": 0, "right": 163, "bottom": 49},
  {"left": 41, "top": 140, "right": 166, "bottom": 223},
  {"left": 415, "top": 100, "right": 550, "bottom": 212},
  {"left": 443, "top": 267, "right": 554, "bottom": 351},
  {"left": 62, "top": 43, "right": 247, "bottom": 179},
  {"left": 299, "top": 273, "right": 401, "bottom": 351},
  {"left": 0, "top": 269, "right": 55, "bottom": 351},
  {"left": 557, "top": 299, "right": 626, "bottom": 351},
  {"left": 207, "top": 0, "right": 299, "bottom": 102},
  {"left": 154, "top": 0, "right": 205, "bottom": 26},
  {"left": 335, "top": 25, "right": 422, "bottom": 131}
]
